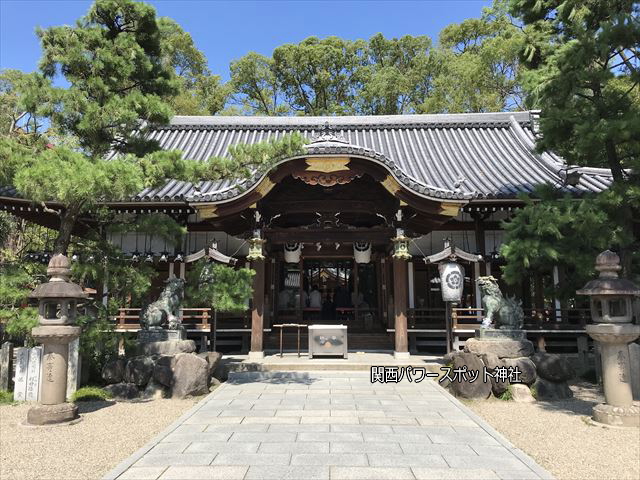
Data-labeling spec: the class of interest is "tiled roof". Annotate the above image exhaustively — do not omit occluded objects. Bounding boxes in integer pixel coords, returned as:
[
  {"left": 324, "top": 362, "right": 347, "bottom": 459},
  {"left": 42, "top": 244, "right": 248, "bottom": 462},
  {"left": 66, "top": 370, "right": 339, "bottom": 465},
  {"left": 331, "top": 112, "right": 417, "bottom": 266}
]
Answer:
[
  {"left": 134, "top": 111, "right": 613, "bottom": 203},
  {"left": 1, "top": 111, "right": 614, "bottom": 205}
]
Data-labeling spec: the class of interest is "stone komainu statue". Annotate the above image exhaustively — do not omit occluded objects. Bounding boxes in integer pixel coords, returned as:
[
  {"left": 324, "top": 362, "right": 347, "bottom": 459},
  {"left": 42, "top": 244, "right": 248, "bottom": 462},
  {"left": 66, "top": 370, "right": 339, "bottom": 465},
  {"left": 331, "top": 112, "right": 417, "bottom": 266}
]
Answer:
[
  {"left": 139, "top": 278, "right": 185, "bottom": 330},
  {"left": 477, "top": 276, "right": 524, "bottom": 329}
]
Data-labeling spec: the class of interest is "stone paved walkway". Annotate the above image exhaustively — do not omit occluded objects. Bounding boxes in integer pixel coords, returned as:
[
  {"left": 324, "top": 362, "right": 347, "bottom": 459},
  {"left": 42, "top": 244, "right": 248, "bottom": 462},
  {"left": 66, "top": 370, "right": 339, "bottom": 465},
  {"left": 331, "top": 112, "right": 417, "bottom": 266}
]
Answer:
[{"left": 104, "top": 371, "right": 553, "bottom": 480}]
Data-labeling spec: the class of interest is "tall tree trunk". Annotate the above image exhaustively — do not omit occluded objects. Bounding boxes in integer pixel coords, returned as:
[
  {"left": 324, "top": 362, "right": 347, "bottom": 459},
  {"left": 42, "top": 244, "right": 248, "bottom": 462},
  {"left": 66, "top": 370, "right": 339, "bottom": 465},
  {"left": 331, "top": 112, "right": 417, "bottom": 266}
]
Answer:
[{"left": 53, "top": 203, "right": 82, "bottom": 255}]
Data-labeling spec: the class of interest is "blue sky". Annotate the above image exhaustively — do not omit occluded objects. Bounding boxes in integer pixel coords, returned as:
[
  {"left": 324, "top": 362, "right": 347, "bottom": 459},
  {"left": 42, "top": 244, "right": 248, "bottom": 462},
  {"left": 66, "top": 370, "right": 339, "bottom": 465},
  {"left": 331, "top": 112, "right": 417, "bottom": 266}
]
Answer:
[{"left": 1, "top": 0, "right": 492, "bottom": 81}]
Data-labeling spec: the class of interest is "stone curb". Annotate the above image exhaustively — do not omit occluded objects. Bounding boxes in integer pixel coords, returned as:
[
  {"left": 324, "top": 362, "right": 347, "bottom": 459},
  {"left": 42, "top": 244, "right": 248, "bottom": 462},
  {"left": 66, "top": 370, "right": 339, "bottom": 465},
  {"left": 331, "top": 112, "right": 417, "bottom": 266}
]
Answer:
[
  {"left": 432, "top": 380, "right": 555, "bottom": 480},
  {"left": 101, "top": 382, "right": 230, "bottom": 480}
]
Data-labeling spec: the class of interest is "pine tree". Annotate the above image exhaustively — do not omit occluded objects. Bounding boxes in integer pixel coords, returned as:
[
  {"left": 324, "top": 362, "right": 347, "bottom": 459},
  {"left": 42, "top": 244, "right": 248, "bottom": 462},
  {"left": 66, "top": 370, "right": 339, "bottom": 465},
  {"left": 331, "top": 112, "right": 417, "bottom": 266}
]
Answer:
[
  {"left": 0, "top": 0, "right": 305, "bottom": 256},
  {"left": 508, "top": 0, "right": 639, "bottom": 275}
]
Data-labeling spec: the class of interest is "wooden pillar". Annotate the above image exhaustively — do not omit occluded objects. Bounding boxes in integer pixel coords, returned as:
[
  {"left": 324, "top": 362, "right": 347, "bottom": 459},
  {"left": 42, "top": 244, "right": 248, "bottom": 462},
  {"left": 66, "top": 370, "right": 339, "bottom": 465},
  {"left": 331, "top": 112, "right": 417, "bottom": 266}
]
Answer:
[
  {"left": 408, "top": 261, "right": 415, "bottom": 309},
  {"left": 393, "top": 257, "right": 409, "bottom": 358},
  {"left": 474, "top": 263, "right": 482, "bottom": 310},
  {"left": 250, "top": 258, "right": 265, "bottom": 358}
]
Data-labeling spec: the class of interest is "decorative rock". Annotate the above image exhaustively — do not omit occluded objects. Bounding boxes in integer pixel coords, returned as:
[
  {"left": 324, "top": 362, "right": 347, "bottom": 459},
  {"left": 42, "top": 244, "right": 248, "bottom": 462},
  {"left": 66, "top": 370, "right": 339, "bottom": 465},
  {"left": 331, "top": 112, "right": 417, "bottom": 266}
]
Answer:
[
  {"left": 138, "top": 339, "right": 196, "bottom": 356},
  {"left": 27, "top": 403, "right": 78, "bottom": 425},
  {"left": 197, "top": 352, "right": 222, "bottom": 380},
  {"left": 442, "top": 351, "right": 458, "bottom": 365},
  {"left": 490, "top": 376, "right": 509, "bottom": 397},
  {"left": 142, "top": 380, "right": 166, "bottom": 400},
  {"left": 104, "top": 382, "right": 140, "bottom": 400},
  {"left": 532, "top": 377, "right": 573, "bottom": 400},
  {"left": 530, "top": 352, "right": 575, "bottom": 382},
  {"left": 510, "top": 384, "right": 536, "bottom": 403},
  {"left": 449, "top": 353, "right": 491, "bottom": 399},
  {"left": 480, "top": 352, "right": 501, "bottom": 371},
  {"left": 102, "top": 357, "right": 126, "bottom": 384},
  {"left": 153, "top": 356, "right": 175, "bottom": 387},
  {"left": 502, "top": 357, "right": 537, "bottom": 385},
  {"left": 464, "top": 337, "right": 534, "bottom": 359},
  {"left": 125, "top": 356, "right": 155, "bottom": 386},
  {"left": 171, "top": 353, "right": 209, "bottom": 398}
]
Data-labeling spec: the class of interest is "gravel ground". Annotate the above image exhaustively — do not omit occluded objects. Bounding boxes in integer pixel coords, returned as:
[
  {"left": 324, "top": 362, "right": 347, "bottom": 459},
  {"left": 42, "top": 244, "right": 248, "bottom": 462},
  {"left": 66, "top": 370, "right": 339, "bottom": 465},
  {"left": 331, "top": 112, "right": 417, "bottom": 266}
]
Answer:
[
  {"left": 465, "top": 381, "right": 640, "bottom": 480},
  {"left": 0, "top": 397, "right": 199, "bottom": 480}
]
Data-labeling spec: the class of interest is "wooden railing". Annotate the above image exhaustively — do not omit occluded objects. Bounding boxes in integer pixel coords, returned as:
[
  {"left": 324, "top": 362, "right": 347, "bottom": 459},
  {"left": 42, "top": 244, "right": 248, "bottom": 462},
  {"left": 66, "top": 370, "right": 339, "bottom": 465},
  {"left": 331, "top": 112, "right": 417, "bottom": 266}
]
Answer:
[
  {"left": 112, "top": 307, "right": 250, "bottom": 332},
  {"left": 405, "top": 306, "right": 592, "bottom": 354},
  {"left": 407, "top": 307, "right": 591, "bottom": 331}
]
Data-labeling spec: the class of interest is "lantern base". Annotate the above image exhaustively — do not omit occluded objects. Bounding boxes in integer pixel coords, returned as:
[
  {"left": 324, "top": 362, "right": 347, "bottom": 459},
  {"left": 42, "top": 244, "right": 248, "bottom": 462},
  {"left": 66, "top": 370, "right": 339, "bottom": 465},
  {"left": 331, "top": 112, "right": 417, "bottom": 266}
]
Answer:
[
  {"left": 27, "top": 402, "right": 79, "bottom": 426},
  {"left": 592, "top": 402, "right": 640, "bottom": 428},
  {"left": 477, "top": 327, "right": 526, "bottom": 341}
]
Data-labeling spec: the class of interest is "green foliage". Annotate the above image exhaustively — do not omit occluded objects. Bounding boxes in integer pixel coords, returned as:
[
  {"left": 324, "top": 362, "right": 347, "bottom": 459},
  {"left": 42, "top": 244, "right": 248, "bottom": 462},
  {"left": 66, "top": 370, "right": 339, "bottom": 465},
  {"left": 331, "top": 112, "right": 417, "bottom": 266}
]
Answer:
[
  {"left": 0, "top": 263, "right": 43, "bottom": 345},
  {"left": 70, "top": 386, "right": 112, "bottom": 402},
  {"left": 511, "top": 0, "right": 639, "bottom": 175},
  {"left": 503, "top": 0, "right": 639, "bottom": 276},
  {"left": 499, "top": 385, "right": 514, "bottom": 401},
  {"left": 499, "top": 185, "right": 639, "bottom": 298},
  {"left": 426, "top": 0, "right": 526, "bottom": 112},
  {"left": 186, "top": 260, "right": 255, "bottom": 313},
  {"left": 107, "top": 213, "right": 186, "bottom": 249},
  {"left": 157, "top": 17, "right": 231, "bottom": 115},
  {"left": 4, "top": 308, "right": 39, "bottom": 346},
  {"left": 230, "top": 12, "right": 526, "bottom": 116},
  {"left": 0, "top": 390, "right": 15, "bottom": 405},
  {"left": 75, "top": 313, "right": 119, "bottom": 383}
]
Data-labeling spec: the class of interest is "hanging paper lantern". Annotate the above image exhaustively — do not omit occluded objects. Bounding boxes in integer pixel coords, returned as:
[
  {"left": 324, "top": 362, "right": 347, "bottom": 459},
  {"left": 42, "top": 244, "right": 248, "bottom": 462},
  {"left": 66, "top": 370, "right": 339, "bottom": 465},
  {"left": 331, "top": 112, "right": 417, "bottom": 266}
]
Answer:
[
  {"left": 284, "top": 243, "right": 301, "bottom": 263},
  {"left": 438, "top": 261, "right": 465, "bottom": 302},
  {"left": 353, "top": 241, "right": 371, "bottom": 264}
]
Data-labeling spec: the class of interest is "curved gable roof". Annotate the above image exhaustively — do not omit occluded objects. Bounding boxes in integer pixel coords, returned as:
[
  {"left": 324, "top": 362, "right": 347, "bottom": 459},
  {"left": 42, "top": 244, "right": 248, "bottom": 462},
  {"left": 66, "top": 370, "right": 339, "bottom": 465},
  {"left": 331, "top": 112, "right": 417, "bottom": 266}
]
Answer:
[{"left": 133, "top": 110, "right": 613, "bottom": 204}]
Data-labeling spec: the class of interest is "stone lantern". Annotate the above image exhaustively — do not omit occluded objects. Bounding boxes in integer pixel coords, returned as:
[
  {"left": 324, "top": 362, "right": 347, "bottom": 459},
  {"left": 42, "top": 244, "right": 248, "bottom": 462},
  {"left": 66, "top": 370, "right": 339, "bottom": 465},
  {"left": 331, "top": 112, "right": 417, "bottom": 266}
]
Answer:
[
  {"left": 27, "top": 254, "right": 86, "bottom": 425},
  {"left": 577, "top": 250, "right": 640, "bottom": 427}
]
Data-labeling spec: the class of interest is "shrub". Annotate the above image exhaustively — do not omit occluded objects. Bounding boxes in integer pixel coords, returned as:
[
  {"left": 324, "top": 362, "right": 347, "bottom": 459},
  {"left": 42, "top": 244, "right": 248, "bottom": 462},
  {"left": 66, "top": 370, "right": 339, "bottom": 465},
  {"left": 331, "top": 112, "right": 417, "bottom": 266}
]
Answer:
[
  {"left": 70, "top": 386, "right": 112, "bottom": 402},
  {"left": 498, "top": 385, "right": 513, "bottom": 401},
  {"left": 0, "top": 390, "right": 15, "bottom": 405}
]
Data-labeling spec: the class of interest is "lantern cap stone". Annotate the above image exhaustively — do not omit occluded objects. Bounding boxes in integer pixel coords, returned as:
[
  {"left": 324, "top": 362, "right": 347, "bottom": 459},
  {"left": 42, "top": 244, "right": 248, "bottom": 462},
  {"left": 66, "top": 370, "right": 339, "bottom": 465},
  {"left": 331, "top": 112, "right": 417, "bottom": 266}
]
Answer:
[
  {"left": 577, "top": 249, "right": 640, "bottom": 296},
  {"left": 30, "top": 254, "right": 88, "bottom": 300}
]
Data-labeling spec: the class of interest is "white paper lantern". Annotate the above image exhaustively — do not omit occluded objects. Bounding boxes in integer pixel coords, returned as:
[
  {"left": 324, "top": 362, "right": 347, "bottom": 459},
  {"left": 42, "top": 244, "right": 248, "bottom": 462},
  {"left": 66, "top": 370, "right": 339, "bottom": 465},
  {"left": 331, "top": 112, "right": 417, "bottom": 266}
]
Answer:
[
  {"left": 438, "top": 261, "right": 465, "bottom": 302},
  {"left": 284, "top": 243, "right": 302, "bottom": 263},
  {"left": 354, "top": 242, "right": 371, "bottom": 264}
]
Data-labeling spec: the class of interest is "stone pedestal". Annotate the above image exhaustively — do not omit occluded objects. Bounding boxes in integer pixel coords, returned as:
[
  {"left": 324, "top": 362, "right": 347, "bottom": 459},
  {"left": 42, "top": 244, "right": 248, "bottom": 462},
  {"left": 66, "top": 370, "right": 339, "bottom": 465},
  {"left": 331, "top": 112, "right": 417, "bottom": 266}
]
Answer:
[
  {"left": 477, "top": 327, "right": 526, "bottom": 341},
  {"left": 138, "top": 328, "right": 186, "bottom": 343},
  {"left": 27, "top": 325, "right": 81, "bottom": 425},
  {"left": 586, "top": 323, "right": 640, "bottom": 427}
]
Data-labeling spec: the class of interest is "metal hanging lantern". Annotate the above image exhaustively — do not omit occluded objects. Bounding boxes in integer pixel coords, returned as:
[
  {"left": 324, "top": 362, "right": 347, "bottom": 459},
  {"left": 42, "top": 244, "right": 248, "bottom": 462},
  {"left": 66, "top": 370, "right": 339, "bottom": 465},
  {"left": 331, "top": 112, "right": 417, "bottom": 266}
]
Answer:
[
  {"left": 247, "top": 230, "right": 265, "bottom": 261},
  {"left": 353, "top": 241, "right": 371, "bottom": 264},
  {"left": 284, "top": 242, "right": 302, "bottom": 263},
  {"left": 438, "top": 261, "right": 465, "bottom": 302},
  {"left": 392, "top": 229, "right": 411, "bottom": 260}
]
